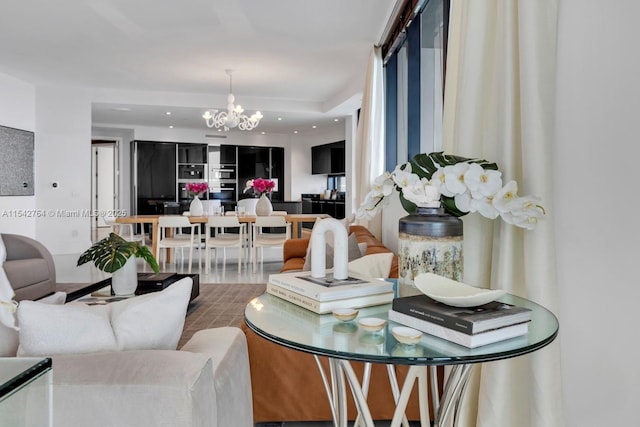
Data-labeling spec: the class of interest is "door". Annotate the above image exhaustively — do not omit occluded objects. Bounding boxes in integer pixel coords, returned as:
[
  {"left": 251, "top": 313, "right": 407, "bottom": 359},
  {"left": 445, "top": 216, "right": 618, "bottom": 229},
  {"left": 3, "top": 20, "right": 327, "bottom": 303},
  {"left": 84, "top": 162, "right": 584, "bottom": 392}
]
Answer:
[{"left": 91, "top": 140, "right": 118, "bottom": 231}]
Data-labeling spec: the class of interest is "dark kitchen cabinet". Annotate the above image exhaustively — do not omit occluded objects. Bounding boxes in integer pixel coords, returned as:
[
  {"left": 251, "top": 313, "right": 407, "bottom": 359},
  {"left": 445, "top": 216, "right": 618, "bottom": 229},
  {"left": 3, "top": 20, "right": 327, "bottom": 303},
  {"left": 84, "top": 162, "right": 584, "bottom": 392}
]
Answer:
[{"left": 311, "top": 141, "right": 345, "bottom": 175}]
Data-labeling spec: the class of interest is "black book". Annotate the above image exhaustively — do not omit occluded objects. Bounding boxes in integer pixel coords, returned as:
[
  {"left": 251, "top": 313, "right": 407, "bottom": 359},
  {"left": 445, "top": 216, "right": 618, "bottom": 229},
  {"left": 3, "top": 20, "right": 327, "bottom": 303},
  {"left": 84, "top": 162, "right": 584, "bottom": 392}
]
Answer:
[
  {"left": 391, "top": 295, "right": 532, "bottom": 335},
  {"left": 136, "top": 272, "right": 179, "bottom": 291}
]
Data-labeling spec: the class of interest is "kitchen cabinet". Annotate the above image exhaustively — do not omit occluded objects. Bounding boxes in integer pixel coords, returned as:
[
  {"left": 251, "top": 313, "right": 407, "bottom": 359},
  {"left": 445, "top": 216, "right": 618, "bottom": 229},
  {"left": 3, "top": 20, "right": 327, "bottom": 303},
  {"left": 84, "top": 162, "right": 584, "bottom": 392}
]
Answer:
[{"left": 237, "top": 146, "right": 285, "bottom": 201}]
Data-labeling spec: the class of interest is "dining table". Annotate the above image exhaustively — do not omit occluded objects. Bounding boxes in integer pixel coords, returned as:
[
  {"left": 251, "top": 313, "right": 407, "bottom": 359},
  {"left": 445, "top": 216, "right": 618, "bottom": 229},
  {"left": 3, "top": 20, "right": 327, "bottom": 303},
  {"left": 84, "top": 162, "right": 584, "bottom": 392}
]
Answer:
[{"left": 116, "top": 213, "right": 330, "bottom": 263}]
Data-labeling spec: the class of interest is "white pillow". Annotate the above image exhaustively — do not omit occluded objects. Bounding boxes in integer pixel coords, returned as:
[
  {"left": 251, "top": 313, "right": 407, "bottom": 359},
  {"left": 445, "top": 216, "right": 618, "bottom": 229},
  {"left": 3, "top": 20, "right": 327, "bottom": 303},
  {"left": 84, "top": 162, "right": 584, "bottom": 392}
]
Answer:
[
  {"left": 0, "top": 291, "right": 66, "bottom": 357},
  {"left": 110, "top": 277, "right": 192, "bottom": 351},
  {"left": 15, "top": 277, "right": 193, "bottom": 356},
  {"left": 348, "top": 253, "right": 395, "bottom": 279},
  {"left": 17, "top": 301, "right": 117, "bottom": 356}
]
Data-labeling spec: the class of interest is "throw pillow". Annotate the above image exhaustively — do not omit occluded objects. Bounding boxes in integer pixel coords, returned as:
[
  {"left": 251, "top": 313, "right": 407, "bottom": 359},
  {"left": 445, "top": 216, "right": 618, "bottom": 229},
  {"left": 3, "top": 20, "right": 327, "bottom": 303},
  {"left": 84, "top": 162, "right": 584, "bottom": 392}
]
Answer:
[
  {"left": 110, "top": 277, "right": 192, "bottom": 351},
  {"left": 0, "top": 291, "right": 66, "bottom": 357},
  {"left": 17, "top": 301, "right": 117, "bottom": 356},
  {"left": 348, "top": 253, "right": 395, "bottom": 279},
  {"left": 15, "top": 277, "right": 193, "bottom": 357},
  {"left": 303, "top": 232, "right": 363, "bottom": 271}
]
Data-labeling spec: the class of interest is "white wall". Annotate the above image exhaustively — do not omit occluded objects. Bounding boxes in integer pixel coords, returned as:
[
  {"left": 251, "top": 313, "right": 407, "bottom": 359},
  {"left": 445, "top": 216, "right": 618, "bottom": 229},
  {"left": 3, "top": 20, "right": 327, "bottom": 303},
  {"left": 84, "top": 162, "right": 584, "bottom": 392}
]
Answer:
[
  {"left": 0, "top": 72, "right": 36, "bottom": 237},
  {"left": 35, "top": 86, "right": 93, "bottom": 254},
  {"left": 555, "top": 2, "right": 640, "bottom": 426}
]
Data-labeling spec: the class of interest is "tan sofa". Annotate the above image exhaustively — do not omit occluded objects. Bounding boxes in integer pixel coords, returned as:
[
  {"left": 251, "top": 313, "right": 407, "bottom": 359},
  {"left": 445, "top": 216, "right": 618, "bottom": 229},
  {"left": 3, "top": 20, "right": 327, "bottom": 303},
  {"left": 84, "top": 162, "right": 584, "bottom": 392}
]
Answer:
[{"left": 241, "top": 225, "right": 439, "bottom": 423}]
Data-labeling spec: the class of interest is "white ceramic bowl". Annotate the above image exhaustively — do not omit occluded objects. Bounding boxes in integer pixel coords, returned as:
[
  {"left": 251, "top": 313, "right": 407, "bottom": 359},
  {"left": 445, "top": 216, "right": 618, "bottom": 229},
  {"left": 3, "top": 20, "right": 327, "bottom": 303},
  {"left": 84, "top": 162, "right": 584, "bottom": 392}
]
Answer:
[
  {"left": 391, "top": 326, "right": 423, "bottom": 345},
  {"left": 332, "top": 308, "right": 359, "bottom": 322},
  {"left": 358, "top": 317, "right": 386, "bottom": 332}
]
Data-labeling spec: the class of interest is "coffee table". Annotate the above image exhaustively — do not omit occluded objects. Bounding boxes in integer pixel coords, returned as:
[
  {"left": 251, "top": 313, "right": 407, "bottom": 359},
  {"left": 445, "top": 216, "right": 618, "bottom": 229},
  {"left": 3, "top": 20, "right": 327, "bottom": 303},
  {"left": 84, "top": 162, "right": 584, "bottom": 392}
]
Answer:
[
  {"left": 65, "top": 273, "right": 200, "bottom": 303},
  {"left": 0, "top": 358, "right": 52, "bottom": 426}
]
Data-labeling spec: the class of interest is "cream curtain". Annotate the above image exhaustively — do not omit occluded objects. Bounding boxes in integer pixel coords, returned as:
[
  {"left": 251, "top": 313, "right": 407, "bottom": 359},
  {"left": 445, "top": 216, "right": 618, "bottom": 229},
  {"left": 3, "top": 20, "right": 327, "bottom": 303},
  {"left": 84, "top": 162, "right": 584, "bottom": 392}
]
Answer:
[
  {"left": 354, "top": 46, "right": 385, "bottom": 237},
  {"left": 442, "top": 1, "right": 564, "bottom": 426}
]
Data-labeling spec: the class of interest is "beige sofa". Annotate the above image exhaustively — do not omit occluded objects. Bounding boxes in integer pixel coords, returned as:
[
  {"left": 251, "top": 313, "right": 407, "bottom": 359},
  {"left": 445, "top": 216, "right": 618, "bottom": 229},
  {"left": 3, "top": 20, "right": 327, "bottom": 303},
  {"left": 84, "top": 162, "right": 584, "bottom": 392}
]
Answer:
[{"left": 2, "top": 233, "right": 253, "bottom": 427}]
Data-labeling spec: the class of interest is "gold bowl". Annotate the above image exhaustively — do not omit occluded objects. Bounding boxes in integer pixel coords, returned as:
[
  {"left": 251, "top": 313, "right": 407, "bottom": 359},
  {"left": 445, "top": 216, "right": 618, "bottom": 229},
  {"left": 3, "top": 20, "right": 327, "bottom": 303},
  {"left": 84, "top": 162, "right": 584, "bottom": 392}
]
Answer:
[
  {"left": 358, "top": 317, "right": 386, "bottom": 332},
  {"left": 332, "top": 308, "right": 359, "bottom": 322},
  {"left": 391, "top": 326, "right": 423, "bottom": 345}
]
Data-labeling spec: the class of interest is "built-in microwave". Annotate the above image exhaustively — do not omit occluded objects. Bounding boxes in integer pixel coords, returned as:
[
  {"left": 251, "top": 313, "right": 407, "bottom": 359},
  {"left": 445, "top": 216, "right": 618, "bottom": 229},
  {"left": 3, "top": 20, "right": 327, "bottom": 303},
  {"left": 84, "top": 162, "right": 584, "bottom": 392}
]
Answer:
[{"left": 209, "top": 166, "right": 235, "bottom": 181}]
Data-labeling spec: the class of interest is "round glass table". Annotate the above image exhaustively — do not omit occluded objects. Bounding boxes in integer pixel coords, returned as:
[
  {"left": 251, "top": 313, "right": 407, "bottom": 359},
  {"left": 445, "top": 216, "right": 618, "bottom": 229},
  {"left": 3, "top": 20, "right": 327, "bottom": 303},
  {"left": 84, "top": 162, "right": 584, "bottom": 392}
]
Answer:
[{"left": 245, "top": 292, "right": 558, "bottom": 427}]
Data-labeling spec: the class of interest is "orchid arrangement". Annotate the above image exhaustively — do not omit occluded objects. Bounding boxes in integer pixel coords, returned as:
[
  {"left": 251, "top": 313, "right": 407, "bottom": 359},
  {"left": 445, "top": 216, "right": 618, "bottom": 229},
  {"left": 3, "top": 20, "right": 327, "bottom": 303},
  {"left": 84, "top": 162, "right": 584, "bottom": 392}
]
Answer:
[
  {"left": 244, "top": 178, "right": 275, "bottom": 196},
  {"left": 185, "top": 182, "right": 209, "bottom": 196},
  {"left": 356, "top": 152, "right": 545, "bottom": 230}
]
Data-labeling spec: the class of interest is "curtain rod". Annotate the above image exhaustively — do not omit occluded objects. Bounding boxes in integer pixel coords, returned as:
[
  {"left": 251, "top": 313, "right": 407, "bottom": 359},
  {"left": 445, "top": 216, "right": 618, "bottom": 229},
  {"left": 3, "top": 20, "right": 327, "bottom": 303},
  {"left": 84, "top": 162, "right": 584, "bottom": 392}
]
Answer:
[{"left": 380, "top": 0, "right": 428, "bottom": 64}]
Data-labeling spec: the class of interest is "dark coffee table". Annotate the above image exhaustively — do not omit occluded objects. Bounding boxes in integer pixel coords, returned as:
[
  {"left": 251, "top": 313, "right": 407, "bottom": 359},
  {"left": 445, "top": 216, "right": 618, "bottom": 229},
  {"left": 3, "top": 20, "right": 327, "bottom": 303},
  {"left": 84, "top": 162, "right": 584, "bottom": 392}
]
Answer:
[{"left": 65, "top": 273, "right": 200, "bottom": 303}]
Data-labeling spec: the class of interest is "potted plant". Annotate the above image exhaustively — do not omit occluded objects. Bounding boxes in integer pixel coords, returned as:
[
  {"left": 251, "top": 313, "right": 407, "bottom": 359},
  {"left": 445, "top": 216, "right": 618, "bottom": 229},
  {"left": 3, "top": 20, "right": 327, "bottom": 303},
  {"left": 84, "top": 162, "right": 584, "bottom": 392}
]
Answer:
[{"left": 77, "top": 232, "right": 160, "bottom": 296}]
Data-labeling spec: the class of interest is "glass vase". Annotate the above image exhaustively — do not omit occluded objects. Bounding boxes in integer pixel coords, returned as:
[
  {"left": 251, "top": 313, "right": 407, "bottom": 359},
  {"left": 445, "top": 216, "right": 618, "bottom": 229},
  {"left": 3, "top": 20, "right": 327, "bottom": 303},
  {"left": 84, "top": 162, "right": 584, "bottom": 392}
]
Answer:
[{"left": 398, "top": 206, "right": 463, "bottom": 297}]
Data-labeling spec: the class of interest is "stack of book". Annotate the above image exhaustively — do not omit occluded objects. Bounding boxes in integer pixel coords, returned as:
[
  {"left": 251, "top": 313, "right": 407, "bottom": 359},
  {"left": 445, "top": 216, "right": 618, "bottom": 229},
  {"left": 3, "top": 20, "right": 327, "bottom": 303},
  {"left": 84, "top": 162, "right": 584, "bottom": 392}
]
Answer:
[
  {"left": 267, "top": 271, "right": 394, "bottom": 314},
  {"left": 389, "top": 295, "right": 532, "bottom": 348}
]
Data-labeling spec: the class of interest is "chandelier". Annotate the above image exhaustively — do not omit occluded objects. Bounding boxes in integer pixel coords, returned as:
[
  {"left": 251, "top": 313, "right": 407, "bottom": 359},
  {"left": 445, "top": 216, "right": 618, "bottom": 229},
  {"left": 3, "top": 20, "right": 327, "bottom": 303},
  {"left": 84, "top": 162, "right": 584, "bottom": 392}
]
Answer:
[{"left": 202, "top": 69, "right": 263, "bottom": 131}]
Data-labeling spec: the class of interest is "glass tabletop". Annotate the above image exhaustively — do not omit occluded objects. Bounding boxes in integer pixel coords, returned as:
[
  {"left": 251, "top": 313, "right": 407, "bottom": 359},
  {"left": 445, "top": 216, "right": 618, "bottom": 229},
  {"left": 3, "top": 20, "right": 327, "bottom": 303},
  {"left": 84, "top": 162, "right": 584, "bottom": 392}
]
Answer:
[
  {"left": 244, "top": 293, "right": 559, "bottom": 366},
  {"left": 0, "top": 358, "right": 52, "bottom": 401}
]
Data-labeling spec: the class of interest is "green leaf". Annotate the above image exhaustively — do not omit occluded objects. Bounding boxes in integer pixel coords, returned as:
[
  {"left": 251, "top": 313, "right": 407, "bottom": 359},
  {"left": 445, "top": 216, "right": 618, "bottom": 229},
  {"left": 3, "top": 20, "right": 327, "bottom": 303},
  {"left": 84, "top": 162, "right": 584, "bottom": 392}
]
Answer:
[{"left": 77, "top": 232, "right": 159, "bottom": 274}]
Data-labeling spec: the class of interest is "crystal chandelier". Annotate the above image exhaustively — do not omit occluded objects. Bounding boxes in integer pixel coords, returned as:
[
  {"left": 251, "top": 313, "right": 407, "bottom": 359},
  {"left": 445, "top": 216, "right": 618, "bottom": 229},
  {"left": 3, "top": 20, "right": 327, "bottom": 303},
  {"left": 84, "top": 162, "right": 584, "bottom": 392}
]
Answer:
[{"left": 202, "top": 70, "right": 263, "bottom": 131}]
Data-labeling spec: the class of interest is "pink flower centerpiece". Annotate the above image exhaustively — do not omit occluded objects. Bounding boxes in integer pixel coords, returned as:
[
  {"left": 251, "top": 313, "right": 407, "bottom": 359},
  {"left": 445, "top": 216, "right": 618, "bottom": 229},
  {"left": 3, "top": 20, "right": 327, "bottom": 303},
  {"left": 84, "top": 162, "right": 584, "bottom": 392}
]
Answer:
[
  {"left": 185, "top": 182, "right": 209, "bottom": 197},
  {"left": 244, "top": 178, "right": 275, "bottom": 196}
]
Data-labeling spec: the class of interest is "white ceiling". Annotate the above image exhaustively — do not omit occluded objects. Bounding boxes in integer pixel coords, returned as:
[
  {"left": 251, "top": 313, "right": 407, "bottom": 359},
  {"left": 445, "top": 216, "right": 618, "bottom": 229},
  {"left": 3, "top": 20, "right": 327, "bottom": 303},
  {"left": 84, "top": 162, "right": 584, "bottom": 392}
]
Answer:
[{"left": 0, "top": 0, "right": 398, "bottom": 134}]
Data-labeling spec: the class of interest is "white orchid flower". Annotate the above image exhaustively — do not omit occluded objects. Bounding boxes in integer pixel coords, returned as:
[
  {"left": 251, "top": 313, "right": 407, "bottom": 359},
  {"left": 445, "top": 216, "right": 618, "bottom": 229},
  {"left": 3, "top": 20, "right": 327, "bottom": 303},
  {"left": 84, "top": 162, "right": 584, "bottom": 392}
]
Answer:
[
  {"left": 493, "top": 180, "right": 519, "bottom": 213},
  {"left": 402, "top": 178, "right": 441, "bottom": 208},
  {"left": 372, "top": 172, "right": 395, "bottom": 197},
  {"left": 442, "top": 163, "right": 470, "bottom": 195},
  {"left": 391, "top": 164, "right": 418, "bottom": 189},
  {"left": 429, "top": 168, "right": 449, "bottom": 195},
  {"left": 464, "top": 164, "right": 503, "bottom": 199},
  {"left": 453, "top": 191, "right": 472, "bottom": 213},
  {"left": 473, "top": 197, "right": 500, "bottom": 219}
]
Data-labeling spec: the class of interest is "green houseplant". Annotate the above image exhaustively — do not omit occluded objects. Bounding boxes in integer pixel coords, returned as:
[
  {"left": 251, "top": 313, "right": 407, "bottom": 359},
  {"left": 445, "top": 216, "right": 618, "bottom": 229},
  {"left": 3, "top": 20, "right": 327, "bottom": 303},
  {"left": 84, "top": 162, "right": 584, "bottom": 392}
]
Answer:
[{"left": 77, "top": 233, "right": 159, "bottom": 295}]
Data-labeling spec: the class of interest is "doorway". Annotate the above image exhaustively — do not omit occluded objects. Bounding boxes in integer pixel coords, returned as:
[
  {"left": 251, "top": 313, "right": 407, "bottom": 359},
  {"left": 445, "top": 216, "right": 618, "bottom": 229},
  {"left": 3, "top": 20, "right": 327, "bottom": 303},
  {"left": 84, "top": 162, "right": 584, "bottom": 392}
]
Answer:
[{"left": 91, "top": 139, "right": 119, "bottom": 240}]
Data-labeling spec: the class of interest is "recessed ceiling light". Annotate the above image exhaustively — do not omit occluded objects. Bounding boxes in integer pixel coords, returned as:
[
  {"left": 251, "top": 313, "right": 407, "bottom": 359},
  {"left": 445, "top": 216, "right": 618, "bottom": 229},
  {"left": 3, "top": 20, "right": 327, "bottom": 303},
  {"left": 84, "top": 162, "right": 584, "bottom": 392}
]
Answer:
[
  {"left": 277, "top": 117, "right": 282, "bottom": 121},
  {"left": 312, "top": 125, "right": 317, "bottom": 129},
  {"left": 166, "top": 111, "right": 172, "bottom": 115},
  {"left": 294, "top": 131, "right": 298, "bottom": 134},
  {"left": 334, "top": 118, "right": 339, "bottom": 122},
  {"left": 169, "top": 125, "right": 174, "bottom": 129},
  {"left": 112, "top": 107, "right": 131, "bottom": 112},
  {"left": 261, "top": 132, "right": 266, "bottom": 135}
]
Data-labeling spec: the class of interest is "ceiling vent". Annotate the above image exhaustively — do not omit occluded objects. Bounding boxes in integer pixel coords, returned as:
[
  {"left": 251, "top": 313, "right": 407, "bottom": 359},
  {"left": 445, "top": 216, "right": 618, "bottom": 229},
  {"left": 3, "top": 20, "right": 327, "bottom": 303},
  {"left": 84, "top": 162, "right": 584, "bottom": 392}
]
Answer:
[{"left": 205, "top": 134, "right": 228, "bottom": 139}]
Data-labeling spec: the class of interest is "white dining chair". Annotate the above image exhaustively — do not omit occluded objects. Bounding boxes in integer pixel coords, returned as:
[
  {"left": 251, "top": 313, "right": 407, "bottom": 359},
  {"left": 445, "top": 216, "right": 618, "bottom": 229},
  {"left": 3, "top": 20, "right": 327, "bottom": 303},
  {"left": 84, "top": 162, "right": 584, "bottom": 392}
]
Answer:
[
  {"left": 237, "top": 198, "right": 259, "bottom": 215},
  {"left": 252, "top": 215, "right": 291, "bottom": 271},
  {"left": 156, "top": 216, "right": 200, "bottom": 273},
  {"left": 103, "top": 215, "right": 146, "bottom": 245},
  {"left": 205, "top": 216, "right": 247, "bottom": 272}
]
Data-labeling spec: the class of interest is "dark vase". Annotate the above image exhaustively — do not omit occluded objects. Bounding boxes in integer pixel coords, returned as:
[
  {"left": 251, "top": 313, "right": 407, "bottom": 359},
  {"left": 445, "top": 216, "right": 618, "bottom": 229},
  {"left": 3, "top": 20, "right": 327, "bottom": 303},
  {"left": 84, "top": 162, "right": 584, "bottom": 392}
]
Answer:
[{"left": 398, "top": 206, "right": 464, "bottom": 296}]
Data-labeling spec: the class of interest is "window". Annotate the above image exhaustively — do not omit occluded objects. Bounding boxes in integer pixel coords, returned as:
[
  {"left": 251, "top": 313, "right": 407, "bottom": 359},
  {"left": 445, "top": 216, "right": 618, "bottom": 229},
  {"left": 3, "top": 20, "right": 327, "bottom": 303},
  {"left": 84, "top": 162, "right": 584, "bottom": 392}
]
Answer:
[{"left": 383, "top": 0, "right": 449, "bottom": 170}]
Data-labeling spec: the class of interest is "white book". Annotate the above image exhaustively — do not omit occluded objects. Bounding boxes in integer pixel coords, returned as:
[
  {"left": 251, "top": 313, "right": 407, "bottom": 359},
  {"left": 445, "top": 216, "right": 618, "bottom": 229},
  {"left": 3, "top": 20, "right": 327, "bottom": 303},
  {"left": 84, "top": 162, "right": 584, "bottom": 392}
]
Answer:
[
  {"left": 388, "top": 309, "right": 529, "bottom": 349},
  {"left": 268, "top": 271, "right": 393, "bottom": 302},
  {"left": 267, "top": 282, "right": 394, "bottom": 314}
]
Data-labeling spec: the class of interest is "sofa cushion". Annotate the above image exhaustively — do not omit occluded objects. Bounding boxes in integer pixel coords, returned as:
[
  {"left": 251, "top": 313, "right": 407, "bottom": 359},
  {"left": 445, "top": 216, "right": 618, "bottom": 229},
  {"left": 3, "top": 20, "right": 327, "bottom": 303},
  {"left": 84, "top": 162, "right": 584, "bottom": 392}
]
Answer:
[
  {"left": 52, "top": 349, "right": 215, "bottom": 427},
  {"left": 348, "top": 253, "right": 395, "bottom": 278}
]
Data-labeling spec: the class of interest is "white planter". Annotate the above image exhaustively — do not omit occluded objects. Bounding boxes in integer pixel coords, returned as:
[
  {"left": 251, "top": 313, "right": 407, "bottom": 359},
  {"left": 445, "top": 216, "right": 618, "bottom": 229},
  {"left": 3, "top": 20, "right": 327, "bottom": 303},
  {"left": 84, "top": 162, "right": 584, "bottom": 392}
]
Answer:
[
  {"left": 190, "top": 195, "right": 204, "bottom": 216},
  {"left": 255, "top": 193, "right": 273, "bottom": 216},
  {"left": 111, "top": 257, "right": 138, "bottom": 296}
]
